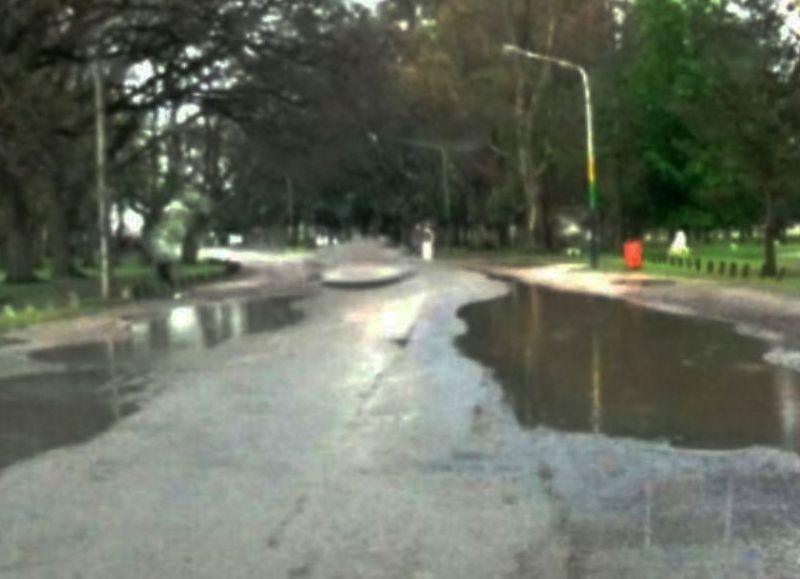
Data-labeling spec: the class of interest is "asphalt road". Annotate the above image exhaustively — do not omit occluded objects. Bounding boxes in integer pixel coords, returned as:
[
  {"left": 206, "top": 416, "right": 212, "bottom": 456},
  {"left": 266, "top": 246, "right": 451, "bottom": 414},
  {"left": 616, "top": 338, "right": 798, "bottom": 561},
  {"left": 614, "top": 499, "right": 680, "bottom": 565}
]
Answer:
[
  {"left": 0, "top": 244, "right": 562, "bottom": 578},
  {"left": 2, "top": 242, "right": 800, "bottom": 578}
]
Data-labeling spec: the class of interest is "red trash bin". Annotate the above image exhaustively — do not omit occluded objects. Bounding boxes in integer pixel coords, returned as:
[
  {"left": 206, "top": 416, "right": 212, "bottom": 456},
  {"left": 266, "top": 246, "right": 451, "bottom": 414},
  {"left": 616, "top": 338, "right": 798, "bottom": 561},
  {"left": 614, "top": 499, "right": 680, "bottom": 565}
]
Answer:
[{"left": 623, "top": 240, "right": 644, "bottom": 270}]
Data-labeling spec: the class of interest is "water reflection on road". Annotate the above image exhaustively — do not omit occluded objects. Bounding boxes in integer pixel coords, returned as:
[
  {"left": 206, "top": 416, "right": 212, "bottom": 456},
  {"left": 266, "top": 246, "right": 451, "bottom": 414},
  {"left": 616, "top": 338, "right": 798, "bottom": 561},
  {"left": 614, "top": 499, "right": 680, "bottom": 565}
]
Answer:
[
  {"left": 30, "top": 297, "right": 302, "bottom": 367},
  {"left": 0, "top": 296, "right": 302, "bottom": 470},
  {"left": 457, "top": 282, "right": 800, "bottom": 452}
]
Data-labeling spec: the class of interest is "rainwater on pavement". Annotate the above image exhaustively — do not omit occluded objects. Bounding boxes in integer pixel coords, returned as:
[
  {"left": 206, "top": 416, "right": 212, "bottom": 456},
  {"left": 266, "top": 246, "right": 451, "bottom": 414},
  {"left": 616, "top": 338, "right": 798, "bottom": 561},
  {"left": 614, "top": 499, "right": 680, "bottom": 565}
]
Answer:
[
  {"left": 0, "top": 296, "right": 302, "bottom": 470},
  {"left": 457, "top": 282, "right": 800, "bottom": 453}
]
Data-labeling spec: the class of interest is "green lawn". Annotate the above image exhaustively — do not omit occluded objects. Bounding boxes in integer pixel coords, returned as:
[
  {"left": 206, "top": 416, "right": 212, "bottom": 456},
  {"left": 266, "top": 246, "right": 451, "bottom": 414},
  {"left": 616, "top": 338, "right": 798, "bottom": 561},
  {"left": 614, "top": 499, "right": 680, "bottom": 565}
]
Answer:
[
  {"left": 0, "top": 259, "right": 226, "bottom": 332},
  {"left": 642, "top": 240, "right": 800, "bottom": 272},
  {"left": 441, "top": 240, "right": 800, "bottom": 294}
]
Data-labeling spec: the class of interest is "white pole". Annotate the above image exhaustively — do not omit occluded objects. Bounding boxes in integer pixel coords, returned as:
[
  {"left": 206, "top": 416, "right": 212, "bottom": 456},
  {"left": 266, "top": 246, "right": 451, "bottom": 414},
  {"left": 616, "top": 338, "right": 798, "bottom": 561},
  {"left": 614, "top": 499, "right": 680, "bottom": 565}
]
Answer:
[{"left": 92, "top": 58, "right": 112, "bottom": 299}]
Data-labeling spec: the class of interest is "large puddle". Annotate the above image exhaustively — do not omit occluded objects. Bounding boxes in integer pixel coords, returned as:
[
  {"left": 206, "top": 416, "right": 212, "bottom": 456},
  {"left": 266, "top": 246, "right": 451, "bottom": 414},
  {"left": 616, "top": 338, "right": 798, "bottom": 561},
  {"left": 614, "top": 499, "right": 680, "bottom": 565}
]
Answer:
[
  {"left": 457, "top": 283, "right": 800, "bottom": 452},
  {"left": 0, "top": 296, "right": 302, "bottom": 470}
]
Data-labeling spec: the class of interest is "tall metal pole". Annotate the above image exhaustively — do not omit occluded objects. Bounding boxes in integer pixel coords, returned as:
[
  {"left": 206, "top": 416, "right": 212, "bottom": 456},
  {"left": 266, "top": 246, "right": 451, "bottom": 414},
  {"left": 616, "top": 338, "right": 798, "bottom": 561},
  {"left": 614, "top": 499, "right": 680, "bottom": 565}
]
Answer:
[
  {"left": 92, "top": 58, "right": 112, "bottom": 299},
  {"left": 503, "top": 44, "right": 600, "bottom": 269},
  {"left": 578, "top": 68, "right": 599, "bottom": 269}
]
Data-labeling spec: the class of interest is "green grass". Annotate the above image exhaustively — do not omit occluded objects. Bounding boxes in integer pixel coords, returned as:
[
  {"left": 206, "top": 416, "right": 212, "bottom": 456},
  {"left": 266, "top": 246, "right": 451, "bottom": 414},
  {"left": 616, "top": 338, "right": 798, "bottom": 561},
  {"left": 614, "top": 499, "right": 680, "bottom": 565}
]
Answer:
[
  {"left": 441, "top": 240, "right": 800, "bottom": 294},
  {"left": 0, "top": 259, "right": 226, "bottom": 333},
  {"left": 630, "top": 240, "right": 800, "bottom": 292},
  {"left": 641, "top": 240, "right": 800, "bottom": 272}
]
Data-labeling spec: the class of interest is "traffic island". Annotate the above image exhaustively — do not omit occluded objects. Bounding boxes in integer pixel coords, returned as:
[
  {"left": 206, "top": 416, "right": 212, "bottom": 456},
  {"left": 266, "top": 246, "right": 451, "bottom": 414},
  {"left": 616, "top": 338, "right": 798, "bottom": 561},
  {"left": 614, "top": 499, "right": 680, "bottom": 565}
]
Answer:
[{"left": 321, "top": 264, "right": 414, "bottom": 289}]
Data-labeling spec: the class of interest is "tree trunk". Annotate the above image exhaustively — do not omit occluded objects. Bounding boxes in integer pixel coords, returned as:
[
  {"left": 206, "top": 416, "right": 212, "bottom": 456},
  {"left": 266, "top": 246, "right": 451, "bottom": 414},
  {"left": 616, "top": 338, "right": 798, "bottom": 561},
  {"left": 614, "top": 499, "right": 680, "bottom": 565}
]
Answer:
[
  {"left": 47, "top": 189, "right": 74, "bottom": 279},
  {"left": 2, "top": 173, "right": 37, "bottom": 283},
  {"left": 165, "top": 104, "right": 184, "bottom": 201},
  {"left": 181, "top": 216, "right": 207, "bottom": 265},
  {"left": 181, "top": 232, "right": 200, "bottom": 265},
  {"left": 511, "top": 14, "right": 556, "bottom": 249},
  {"left": 5, "top": 224, "right": 36, "bottom": 284},
  {"left": 78, "top": 232, "right": 97, "bottom": 268},
  {"left": 762, "top": 190, "right": 778, "bottom": 277},
  {"left": 537, "top": 190, "right": 555, "bottom": 251}
]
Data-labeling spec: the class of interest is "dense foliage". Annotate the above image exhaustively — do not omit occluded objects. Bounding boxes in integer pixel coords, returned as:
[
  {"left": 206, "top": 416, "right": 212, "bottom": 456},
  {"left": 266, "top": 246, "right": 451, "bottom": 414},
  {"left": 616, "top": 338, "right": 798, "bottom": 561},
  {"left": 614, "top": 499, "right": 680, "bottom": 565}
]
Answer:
[{"left": 0, "top": 0, "right": 798, "bottom": 282}]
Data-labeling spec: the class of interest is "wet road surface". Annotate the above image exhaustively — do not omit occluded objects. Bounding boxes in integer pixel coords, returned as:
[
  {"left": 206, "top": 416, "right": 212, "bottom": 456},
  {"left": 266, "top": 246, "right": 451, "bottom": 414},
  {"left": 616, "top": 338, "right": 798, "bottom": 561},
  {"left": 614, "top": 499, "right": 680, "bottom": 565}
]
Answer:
[
  {"left": 0, "top": 296, "right": 302, "bottom": 470},
  {"left": 3, "top": 248, "right": 800, "bottom": 578},
  {"left": 457, "top": 282, "right": 800, "bottom": 452}
]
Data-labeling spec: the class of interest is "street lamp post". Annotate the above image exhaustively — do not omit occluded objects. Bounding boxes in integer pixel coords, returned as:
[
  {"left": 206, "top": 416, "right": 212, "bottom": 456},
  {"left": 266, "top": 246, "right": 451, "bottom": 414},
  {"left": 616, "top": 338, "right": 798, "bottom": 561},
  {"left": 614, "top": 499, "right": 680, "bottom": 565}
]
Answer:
[{"left": 503, "top": 44, "right": 599, "bottom": 269}]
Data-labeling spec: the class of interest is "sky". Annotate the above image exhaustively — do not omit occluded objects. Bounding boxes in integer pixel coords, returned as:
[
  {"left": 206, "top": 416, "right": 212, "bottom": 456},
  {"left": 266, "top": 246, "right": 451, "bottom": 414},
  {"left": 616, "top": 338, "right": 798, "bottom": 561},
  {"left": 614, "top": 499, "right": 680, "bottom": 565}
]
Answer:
[
  {"left": 349, "top": 0, "right": 379, "bottom": 10},
  {"left": 348, "top": 1, "right": 798, "bottom": 34},
  {"left": 784, "top": 1, "right": 800, "bottom": 35}
]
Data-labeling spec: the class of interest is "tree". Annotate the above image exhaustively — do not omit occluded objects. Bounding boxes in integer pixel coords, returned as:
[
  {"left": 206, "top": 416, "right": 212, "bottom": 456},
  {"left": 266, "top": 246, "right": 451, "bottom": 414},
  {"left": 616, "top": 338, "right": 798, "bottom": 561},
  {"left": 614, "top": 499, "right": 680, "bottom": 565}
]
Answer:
[
  {"left": 1, "top": 0, "right": 370, "bottom": 282},
  {"left": 686, "top": 0, "right": 800, "bottom": 274},
  {"left": 613, "top": 0, "right": 799, "bottom": 272}
]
